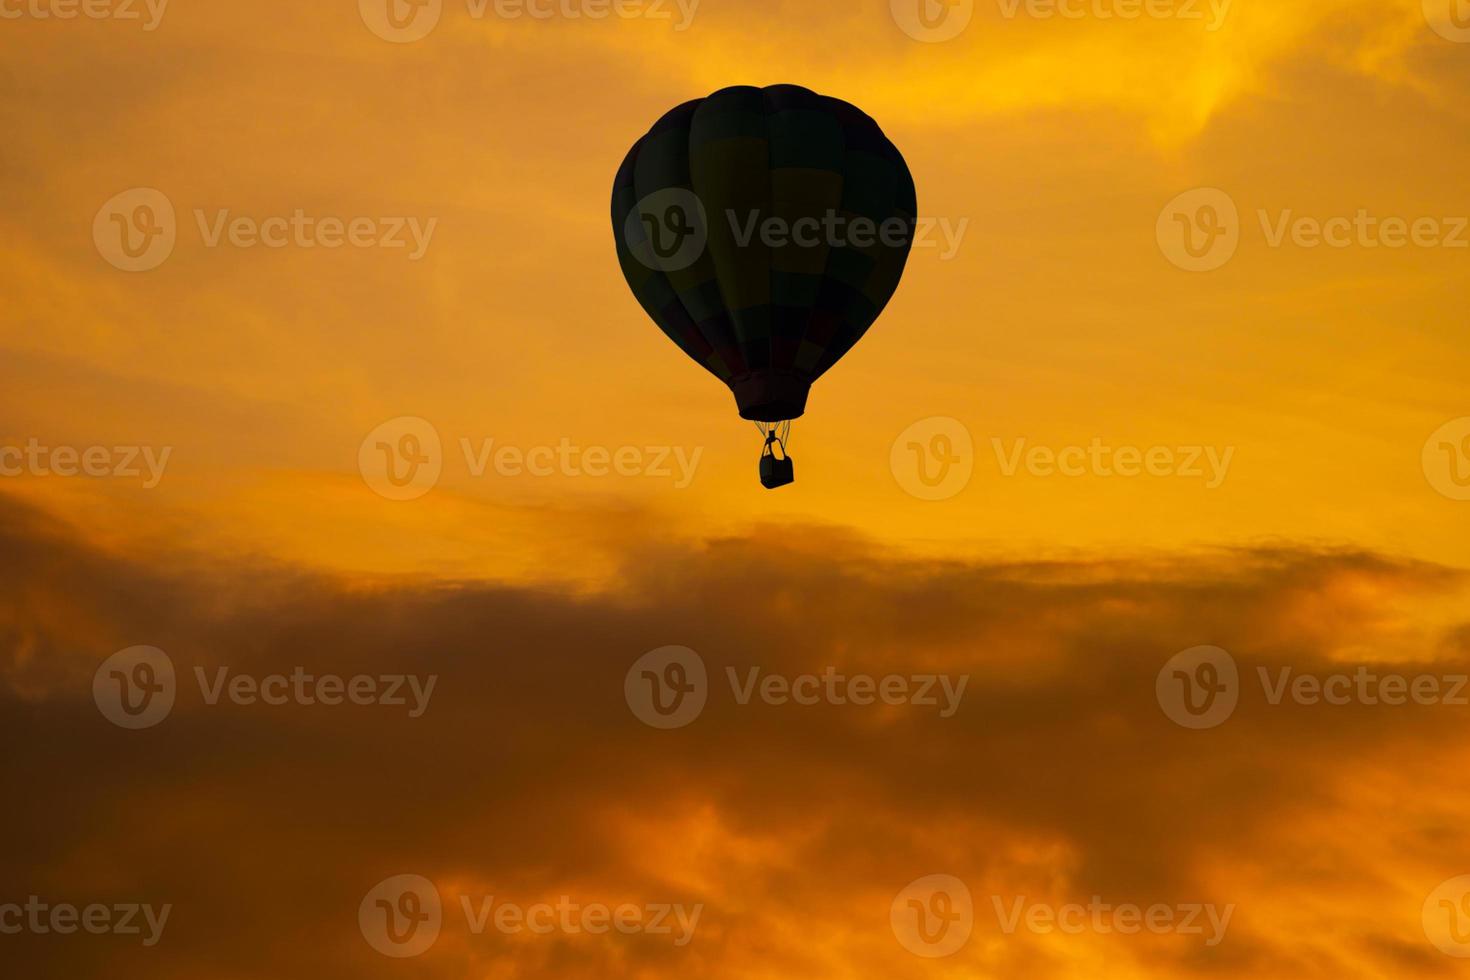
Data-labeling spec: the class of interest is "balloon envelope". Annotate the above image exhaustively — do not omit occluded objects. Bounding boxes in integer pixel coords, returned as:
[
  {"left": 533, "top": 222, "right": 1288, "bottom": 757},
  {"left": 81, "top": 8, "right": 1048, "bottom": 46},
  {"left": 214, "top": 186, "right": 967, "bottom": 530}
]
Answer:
[{"left": 613, "top": 84, "right": 917, "bottom": 423}]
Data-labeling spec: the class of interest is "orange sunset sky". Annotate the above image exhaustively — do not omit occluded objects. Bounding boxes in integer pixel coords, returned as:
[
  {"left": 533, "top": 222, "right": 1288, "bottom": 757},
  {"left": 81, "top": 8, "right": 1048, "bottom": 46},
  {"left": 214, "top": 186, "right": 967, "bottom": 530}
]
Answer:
[{"left": 3, "top": 0, "right": 1470, "bottom": 977}]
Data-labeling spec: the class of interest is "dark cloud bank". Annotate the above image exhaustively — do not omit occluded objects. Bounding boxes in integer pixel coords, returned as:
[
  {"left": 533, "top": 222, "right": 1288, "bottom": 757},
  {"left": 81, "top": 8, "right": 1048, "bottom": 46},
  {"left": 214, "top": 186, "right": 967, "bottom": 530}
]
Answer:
[{"left": 2, "top": 494, "right": 1468, "bottom": 979}]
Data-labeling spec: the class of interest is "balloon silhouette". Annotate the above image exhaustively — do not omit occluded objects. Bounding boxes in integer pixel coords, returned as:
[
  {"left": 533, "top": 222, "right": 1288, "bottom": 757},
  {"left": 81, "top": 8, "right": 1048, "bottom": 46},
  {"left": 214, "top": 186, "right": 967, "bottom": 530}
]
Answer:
[{"left": 612, "top": 84, "right": 917, "bottom": 487}]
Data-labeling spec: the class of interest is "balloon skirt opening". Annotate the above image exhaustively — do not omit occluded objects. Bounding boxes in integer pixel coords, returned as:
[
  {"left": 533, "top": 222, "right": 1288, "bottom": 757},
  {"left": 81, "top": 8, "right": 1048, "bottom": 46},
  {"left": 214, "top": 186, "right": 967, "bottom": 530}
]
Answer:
[{"left": 730, "top": 373, "right": 810, "bottom": 423}]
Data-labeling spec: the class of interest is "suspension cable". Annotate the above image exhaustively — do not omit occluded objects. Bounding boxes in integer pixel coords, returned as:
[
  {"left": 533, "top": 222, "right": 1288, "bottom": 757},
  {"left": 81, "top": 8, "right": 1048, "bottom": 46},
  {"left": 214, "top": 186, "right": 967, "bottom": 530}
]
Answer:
[{"left": 754, "top": 420, "right": 794, "bottom": 456}]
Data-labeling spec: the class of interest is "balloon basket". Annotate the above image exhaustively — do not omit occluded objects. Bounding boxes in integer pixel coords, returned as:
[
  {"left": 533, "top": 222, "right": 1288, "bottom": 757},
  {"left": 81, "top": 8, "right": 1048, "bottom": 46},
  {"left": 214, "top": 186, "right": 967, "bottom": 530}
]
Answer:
[
  {"left": 760, "top": 453, "right": 795, "bottom": 490},
  {"left": 759, "top": 425, "right": 795, "bottom": 489}
]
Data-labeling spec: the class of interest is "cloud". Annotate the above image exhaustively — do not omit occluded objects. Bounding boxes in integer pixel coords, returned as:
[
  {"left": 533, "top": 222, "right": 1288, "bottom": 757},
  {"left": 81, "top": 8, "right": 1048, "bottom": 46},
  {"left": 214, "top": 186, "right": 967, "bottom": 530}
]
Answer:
[{"left": 4, "top": 492, "right": 1470, "bottom": 977}]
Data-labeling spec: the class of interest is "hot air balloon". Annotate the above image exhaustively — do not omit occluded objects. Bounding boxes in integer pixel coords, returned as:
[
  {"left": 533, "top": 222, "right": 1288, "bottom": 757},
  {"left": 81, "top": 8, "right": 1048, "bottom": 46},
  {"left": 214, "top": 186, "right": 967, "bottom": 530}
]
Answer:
[{"left": 612, "top": 84, "right": 917, "bottom": 489}]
